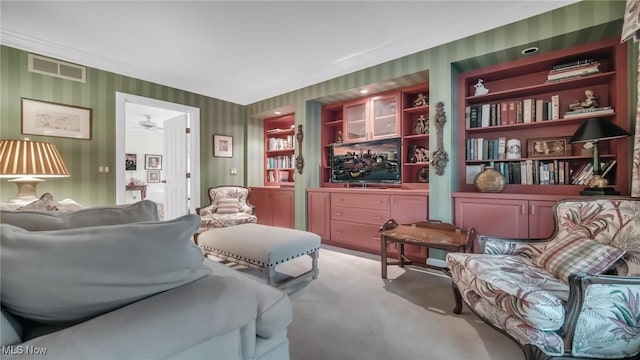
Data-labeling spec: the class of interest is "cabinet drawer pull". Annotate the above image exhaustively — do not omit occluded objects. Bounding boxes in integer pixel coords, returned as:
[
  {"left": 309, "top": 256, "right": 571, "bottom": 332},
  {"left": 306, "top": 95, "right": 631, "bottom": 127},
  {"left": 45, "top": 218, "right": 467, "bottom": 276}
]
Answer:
[
  {"left": 371, "top": 216, "right": 382, "bottom": 220},
  {"left": 531, "top": 205, "right": 536, "bottom": 216},
  {"left": 335, "top": 211, "right": 343, "bottom": 216},
  {"left": 521, "top": 205, "right": 526, "bottom": 215},
  {"left": 336, "top": 230, "right": 343, "bottom": 234}
]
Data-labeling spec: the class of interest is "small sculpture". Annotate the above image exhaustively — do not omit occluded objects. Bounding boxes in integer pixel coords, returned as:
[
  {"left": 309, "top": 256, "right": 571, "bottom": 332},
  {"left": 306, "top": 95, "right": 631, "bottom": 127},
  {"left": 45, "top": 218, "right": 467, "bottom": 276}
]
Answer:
[
  {"left": 569, "top": 89, "right": 599, "bottom": 110},
  {"left": 413, "top": 93, "right": 428, "bottom": 107},
  {"left": 336, "top": 130, "right": 343, "bottom": 143},
  {"left": 414, "top": 115, "right": 429, "bottom": 135},
  {"left": 414, "top": 146, "right": 429, "bottom": 163},
  {"left": 473, "top": 79, "right": 489, "bottom": 96}
]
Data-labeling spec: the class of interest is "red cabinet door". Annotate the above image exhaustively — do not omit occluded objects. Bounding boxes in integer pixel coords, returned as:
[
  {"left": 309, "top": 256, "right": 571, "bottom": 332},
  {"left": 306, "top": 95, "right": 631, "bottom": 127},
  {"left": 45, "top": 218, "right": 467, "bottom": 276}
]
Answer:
[
  {"left": 390, "top": 194, "right": 429, "bottom": 260},
  {"left": 528, "top": 200, "right": 556, "bottom": 239},
  {"left": 250, "top": 188, "right": 272, "bottom": 226},
  {"left": 307, "top": 191, "right": 330, "bottom": 240},
  {"left": 270, "top": 189, "right": 294, "bottom": 229},
  {"left": 454, "top": 197, "right": 529, "bottom": 239}
]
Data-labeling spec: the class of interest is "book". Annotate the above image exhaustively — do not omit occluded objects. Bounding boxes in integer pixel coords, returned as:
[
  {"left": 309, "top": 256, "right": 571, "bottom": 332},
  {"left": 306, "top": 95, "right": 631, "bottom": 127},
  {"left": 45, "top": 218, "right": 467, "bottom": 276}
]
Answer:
[
  {"left": 535, "top": 99, "right": 544, "bottom": 122},
  {"left": 469, "top": 105, "right": 480, "bottom": 128},
  {"left": 500, "top": 102, "right": 509, "bottom": 125},
  {"left": 497, "top": 137, "right": 506, "bottom": 160},
  {"left": 551, "top": 95, "right": 560, "bottom": 120},
  {"left": 551, "top": 58, "right": 595, "bottom": 71},
  {"left": 465, "top": 164, "right": 483, "bottom": 184},
  {"left": 481, "top": 103, "right": 491, "bottom": 127},
  {"left": 516, "top": 100, "right": 524, "bottom": 123},
  {"left": 547, "top": 63, "right": 600, "bottom": 81},
  {"left": 563, "top": 106, "right": 614, "bottom": 118},
  {"left": 465, "top": 106, "right": 471, "bottom": 128},
  {"left": 523, "top": 98, "right": 533, "bottom": 123},
  {"left": 507, "top": 101, "right": 517, "bottom": 124},
  {"left": 601, "top": 160, "right": 617, "bottom": 178}
]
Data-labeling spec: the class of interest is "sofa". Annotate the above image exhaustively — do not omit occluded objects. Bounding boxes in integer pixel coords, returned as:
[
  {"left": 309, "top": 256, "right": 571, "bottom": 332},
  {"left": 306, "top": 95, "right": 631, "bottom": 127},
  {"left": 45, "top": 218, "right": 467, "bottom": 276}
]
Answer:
[
  {"left": 446, "top": 197, "right": 640, "bottom": 360},
  {"left": 196, "top": 186, "right": 257, "bottom": 233},
  {"left": 0, "top": 200, "right": 292, "bottom": 360}
]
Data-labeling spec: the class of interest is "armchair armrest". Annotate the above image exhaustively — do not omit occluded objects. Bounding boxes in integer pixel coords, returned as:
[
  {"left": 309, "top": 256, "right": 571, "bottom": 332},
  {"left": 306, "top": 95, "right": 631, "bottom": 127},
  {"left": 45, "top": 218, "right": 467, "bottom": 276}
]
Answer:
[
  {"left": 14, "top": 275, "right": 258, "bottom": 360},
  {"left": 562, "top": 274, "right": 640, "bottom": 358},
  {"left": 478, "top": 235, "right": 550, "bottom": 259}
]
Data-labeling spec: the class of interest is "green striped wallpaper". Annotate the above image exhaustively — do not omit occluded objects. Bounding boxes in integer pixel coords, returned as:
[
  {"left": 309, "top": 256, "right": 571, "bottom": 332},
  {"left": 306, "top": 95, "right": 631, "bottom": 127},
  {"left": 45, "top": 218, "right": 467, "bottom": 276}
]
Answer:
[
  {"left": 246, "top": 0, "right": 631, "bottom": 228},
  {"left": 1, "top": 1, "right": 633, "bottom": 230},
  {"left": 0, "top": 47, "right": 246, "bottom": 207}
]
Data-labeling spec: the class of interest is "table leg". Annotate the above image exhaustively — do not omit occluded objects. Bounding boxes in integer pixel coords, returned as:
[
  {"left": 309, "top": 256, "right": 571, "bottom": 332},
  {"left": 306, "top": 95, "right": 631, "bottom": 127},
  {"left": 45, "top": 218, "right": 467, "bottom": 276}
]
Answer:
[
  {"left": 398, "top": 243, "right": 405, "bottom": 268},
  {"left": 381, "top": 235, "right": 388, "bottom": 279}
]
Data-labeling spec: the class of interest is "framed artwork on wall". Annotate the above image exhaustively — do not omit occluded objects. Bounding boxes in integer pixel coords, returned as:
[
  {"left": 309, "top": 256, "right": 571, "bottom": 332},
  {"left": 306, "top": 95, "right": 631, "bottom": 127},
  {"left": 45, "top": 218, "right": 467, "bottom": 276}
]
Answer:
[
  {"left": 145, "top": 154, "right": 162, "bottom": 170},
  {"left": 147, "top": 171, "right": 160, "bottom": 183},
  {"left": 21, "top": 98, "right": 92, "bottom": 140},
  {"left": 213, "top": 134, "right": 233, "bottom": 157},
  {"left": 125, "top": 153, "right": 137, "bottom": 170}
]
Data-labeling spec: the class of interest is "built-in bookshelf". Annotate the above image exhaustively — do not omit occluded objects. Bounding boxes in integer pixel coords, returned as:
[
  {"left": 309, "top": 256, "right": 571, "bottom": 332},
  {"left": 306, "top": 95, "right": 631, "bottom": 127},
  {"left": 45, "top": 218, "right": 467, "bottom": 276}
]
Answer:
[
  {"left": 457, "top": 37, "right": 629, "bottom": 196},
  {"left": 264, "top": 113, "right": 295, "bottom": 186},
  {"left": 319, "top": 84, "right": 430, "bottom": 189}
]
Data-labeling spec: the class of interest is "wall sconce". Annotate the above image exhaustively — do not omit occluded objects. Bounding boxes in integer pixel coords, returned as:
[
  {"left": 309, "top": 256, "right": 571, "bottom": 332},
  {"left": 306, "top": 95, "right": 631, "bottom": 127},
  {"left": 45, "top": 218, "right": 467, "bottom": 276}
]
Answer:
[
  {"left": 569, "top": 117, "right": 630, "bottom": 195},
  {"left": 0, "top": 138, "right": 69, "bottom": 202}
]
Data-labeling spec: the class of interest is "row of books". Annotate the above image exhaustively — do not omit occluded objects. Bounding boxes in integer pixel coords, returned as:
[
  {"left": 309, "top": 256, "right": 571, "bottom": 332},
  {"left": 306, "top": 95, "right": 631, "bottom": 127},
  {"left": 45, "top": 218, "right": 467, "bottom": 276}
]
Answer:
[
  {"left": 547, "top": 59, "right": 601, "bottom": 82},
  {"left": 466, "top": 159, "right": 616, "bottom": 186},
  {"left": 267, "top": 136, "right": 294, "bottom": 151},
  {"left": 466, "top": 95, "right": 560, "bottom": 128},
  {"left": 267, "top": 155, "right": 295, "bottom": 169},
  {"left": 466, "top": 137, "right": 507, "bottom": 161}
]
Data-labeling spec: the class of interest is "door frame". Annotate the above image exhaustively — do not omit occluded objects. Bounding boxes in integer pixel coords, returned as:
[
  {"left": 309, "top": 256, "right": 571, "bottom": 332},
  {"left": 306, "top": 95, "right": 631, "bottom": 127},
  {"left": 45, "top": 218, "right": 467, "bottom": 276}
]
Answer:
[{"left": 115, "top": 92, "right": 200, "bottom": 213}]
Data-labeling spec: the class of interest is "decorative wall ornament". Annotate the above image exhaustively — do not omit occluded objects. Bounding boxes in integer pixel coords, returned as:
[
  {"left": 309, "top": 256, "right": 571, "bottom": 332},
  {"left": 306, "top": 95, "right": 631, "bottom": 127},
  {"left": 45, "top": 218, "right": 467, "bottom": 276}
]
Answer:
[
  {"left": 295, "top": 124, "right": 304, "bottom": 174},
  {"left": 430, "top": 101, "right": 449, "bottom": 176}
]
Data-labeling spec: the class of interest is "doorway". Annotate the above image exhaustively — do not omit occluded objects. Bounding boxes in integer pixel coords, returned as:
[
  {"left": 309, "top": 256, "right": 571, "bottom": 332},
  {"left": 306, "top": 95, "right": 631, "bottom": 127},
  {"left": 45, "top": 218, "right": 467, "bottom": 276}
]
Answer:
[{"left": 115, "top": 92, "right": 200, "bottom": 219}]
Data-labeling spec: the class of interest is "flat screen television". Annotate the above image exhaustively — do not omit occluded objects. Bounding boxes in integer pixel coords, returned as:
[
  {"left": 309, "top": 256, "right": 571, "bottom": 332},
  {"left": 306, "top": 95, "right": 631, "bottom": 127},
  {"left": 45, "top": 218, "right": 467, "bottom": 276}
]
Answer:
[{"left": 330, "top": 137, "right": 401, "bottom": 184}]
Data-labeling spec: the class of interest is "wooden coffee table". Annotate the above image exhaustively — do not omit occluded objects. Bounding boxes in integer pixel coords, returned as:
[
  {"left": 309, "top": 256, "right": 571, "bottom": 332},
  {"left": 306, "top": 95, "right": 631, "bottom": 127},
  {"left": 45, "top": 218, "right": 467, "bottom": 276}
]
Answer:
[{"left": 379, "top": 219, "right": 475, "bottom": 279}]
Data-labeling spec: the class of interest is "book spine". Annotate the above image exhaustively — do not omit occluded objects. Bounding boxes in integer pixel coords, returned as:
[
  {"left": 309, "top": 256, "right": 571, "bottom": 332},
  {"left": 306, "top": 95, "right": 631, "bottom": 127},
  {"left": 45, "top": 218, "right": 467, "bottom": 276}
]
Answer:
[
  {"left": 516, "top": 100, "right": 524, "bottom": 123},
  {"left": 500, "top": 102, "right": 509, "bottom": 125},
  {"left": 469, "top": 105, "right": 479, "bottom": 128},
  {"left": 481, "top": 104, "right": 491, "bottom": 127},
  {"left": 507, "top": 101, "right": 517, "bottom": 124},
  {"left": 535, "top": 99, "right": 544, "bottom": 122},
  {"left": 551, "top": 95, "right": 560, "bottom": 120},
  {"left": 498, "top": 137, "right": 506, "bottom": 160}
]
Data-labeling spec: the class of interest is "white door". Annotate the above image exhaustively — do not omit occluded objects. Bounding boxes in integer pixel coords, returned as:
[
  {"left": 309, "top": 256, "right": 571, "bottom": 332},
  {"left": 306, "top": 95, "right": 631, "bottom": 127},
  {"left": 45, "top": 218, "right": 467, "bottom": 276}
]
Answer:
[{"left": 163, "top": 114, "right": 189, "bottom": 220}]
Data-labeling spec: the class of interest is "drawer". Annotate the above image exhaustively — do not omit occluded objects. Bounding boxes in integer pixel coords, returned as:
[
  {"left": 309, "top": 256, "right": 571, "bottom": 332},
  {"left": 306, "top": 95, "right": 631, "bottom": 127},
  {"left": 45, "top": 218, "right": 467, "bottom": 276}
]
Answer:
[
  {"left": 331, "top": 220, "right": 381, "bottom": 252},
  {"left": 331, "top": 193, "right": 390, "bottom": 209},
  {"left": 331, "top": 206, "right": 390, "bottom": 225}
]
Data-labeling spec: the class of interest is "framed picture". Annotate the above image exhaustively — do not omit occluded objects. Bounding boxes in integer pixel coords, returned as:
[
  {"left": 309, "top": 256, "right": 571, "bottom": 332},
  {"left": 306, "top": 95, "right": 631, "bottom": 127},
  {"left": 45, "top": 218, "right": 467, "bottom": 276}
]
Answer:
[
  {"left": 145, "top": 154, "right": 162, "bottom": 170},
  {"left": 21, "top": 98, "right": 92, "bottom": 140},
  {"left": 527, "top": 137, "right": 572, "bottom": 158},
  {"left": 147, "top": 171, "right": 160, "bottom": 183},
  {"left": 125, "top": 153, "right": 137, "bottom": 170},
  {"left": 213, "top": 134, "right": 233, "bottom": 157}
]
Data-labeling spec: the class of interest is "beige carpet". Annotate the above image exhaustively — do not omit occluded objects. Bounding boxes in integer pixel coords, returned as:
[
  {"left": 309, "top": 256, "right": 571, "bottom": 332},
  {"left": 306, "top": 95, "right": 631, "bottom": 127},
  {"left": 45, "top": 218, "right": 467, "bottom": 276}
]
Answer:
[{"left": 230, "top": 245, "right": 523, "bottom": 360}]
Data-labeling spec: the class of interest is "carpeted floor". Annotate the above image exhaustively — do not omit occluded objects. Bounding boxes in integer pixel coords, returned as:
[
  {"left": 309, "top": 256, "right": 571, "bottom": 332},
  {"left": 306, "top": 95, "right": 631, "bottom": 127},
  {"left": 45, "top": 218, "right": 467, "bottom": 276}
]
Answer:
[{"left": 229, "top": 245, "right": 523, "bottom": 360}]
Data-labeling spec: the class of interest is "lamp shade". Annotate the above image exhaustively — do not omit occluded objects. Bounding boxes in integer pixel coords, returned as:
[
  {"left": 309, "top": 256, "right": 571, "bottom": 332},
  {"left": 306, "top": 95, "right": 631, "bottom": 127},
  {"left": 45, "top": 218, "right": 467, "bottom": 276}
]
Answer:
[
  {"left": 0, "top": 139, "right": 69, "bottom": 178},
  {"left": 570, "top": 117, "right": 631, "bottom": 144}
]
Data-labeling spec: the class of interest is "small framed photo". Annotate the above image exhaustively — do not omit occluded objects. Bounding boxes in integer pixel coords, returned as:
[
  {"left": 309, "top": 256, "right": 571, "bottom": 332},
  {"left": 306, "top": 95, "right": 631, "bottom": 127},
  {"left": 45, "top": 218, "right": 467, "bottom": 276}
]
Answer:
[
  {"left": 213, "top": 134, "right": 233, "bottom": 157},
  {"left": 147, "top": 171, "right": 160, "bottom": 183},
  {"left": 21, "top": 98, "right": 92, "bottom": 140},
  {"left": 145, "top": 154, "right": 162, "bottom": 170},
  {"left": 125, "top": 153, "right": 137, "bottom": 170},
  {"left": 527, "top": 137, "right": 572, "bottom": 158}
]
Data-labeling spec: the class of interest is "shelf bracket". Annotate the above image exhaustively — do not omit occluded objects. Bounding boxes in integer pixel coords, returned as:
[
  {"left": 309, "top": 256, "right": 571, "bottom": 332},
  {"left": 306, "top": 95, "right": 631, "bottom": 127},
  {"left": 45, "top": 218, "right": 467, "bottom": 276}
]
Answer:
[{"left": 430, "top": 101, "right": 449, "bottom": 176}]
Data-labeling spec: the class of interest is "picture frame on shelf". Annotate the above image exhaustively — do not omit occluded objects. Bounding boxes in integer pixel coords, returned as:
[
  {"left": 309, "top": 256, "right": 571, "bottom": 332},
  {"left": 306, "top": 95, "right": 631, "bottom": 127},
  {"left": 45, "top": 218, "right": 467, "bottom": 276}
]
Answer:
[
  {"left": 527, "top": 137, "right": 572, "bottom": 158},
  {"left": 213, "top": 134, "right": 233, "bottom": 157},
  {"left": 147, "top": 171, "right": 160, "bottom": 183},
  {"left": 125, "top": 153, "right": 137, "bottom": 170},
  {"left": 21, "top": 98, "right": 92, "bottom": 140},
  {"left": 145, "top": 154, "right": 162, "bottom": 170}
]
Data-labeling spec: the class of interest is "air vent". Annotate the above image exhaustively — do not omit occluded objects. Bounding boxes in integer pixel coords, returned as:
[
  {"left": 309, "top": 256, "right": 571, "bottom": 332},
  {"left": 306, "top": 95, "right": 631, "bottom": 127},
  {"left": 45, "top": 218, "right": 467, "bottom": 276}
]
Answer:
[{"left": 28, "top": 54, "right": 86, "bottom": 83}]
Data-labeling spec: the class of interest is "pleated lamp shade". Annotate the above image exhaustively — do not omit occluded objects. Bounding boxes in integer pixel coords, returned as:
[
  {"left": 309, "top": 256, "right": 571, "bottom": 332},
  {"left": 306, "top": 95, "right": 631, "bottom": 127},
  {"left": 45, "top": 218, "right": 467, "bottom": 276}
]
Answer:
[{"left": 0, "top": 139, "right": 69, "bottom": 201}]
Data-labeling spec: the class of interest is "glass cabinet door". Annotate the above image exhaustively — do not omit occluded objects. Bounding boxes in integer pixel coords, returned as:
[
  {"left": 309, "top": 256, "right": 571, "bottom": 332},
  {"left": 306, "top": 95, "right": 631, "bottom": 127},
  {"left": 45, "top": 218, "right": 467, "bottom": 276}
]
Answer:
[
  {"left": 344, "top": 100, "right": 367, "bottom": 142},
  {"left": 371, "top": 94, "right": 399, "bottom": 139}
]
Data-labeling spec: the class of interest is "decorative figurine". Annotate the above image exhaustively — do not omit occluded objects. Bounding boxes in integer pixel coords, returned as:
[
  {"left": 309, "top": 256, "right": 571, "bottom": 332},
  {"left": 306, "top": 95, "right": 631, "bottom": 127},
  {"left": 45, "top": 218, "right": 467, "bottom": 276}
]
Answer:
[
  {"left": 414, "top": 115, "right": 429, "bottom": 135},
  {"left": 569, "top": 89, "right": 599, "bottom": 110},
  {"left": 473, "top": 79, "right": 489, "bottom": 96},
  {"left": 413, "top": 93, "right": 428, "bottom": 107},
  {"left": 336, "top": 130, "right": 343, "bottom": 143}
]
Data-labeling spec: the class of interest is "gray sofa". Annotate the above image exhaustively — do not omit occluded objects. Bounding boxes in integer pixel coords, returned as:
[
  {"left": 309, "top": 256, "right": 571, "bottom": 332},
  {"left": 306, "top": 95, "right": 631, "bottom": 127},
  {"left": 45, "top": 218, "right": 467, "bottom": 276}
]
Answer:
[{"left": 0, "top": 200, "right": 292, "bottom": 360}]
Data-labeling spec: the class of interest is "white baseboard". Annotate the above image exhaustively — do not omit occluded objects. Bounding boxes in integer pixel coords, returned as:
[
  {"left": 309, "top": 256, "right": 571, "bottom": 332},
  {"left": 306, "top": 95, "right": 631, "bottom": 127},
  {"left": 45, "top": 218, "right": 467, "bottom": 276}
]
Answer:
[{"left": 426, "top": 257, "right": 447, "bottom": 268}]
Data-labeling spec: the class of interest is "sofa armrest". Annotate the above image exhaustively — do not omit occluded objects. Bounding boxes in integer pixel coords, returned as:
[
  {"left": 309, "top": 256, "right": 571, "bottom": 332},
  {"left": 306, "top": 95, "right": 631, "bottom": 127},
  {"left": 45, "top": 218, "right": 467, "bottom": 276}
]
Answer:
[
  {"left": 195, "top": 203, "right": 215, "bottom": 216},
  {"left": 478, "top": 235, "right": 550, "bottom": 258},
  {"left": 562, "top": 274, "right": 640, "bottom": 358},
  {"left": 14, "top": 275, "right": 258, "bottom": 360}
]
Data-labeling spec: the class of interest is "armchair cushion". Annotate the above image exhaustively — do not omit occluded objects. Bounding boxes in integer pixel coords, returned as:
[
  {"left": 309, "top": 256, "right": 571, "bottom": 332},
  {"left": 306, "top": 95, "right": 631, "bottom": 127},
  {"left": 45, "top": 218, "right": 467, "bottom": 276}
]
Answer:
[
  {"left": 216, "top": 196, "right": 240, "bottom": 214},
  {"left": 534, "top": 234, "right": 626, "bottom": 282},
  {"left": 0, "top": 214, "right": 210, "bottom": 325}
]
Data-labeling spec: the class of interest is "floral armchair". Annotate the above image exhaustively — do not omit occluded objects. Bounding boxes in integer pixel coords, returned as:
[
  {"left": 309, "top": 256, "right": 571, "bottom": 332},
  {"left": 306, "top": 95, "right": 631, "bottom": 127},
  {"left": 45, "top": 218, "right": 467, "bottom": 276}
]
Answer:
[
  {"left": 195, "top": 186, "right": 257, "bottom": 235},
  {"left": 446, "top": 197, "right": 640, "bottom": 360}
]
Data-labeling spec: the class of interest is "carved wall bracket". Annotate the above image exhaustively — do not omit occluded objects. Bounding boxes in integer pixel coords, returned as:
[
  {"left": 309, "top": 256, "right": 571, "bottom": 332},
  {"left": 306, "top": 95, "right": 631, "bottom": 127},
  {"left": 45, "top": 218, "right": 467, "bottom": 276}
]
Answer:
[
  {"left": 430, "top": 101, "right": 449, "bottom": 176},
  {"left": 295, "top": 124, "right": 305, "bottom": 174}
]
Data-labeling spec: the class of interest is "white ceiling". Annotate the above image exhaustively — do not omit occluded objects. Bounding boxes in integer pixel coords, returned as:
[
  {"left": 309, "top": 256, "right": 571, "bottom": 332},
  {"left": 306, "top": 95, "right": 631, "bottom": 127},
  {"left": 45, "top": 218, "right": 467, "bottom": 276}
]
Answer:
[{"left": 1, "top": 1, "right": 579, "bottom": 105}]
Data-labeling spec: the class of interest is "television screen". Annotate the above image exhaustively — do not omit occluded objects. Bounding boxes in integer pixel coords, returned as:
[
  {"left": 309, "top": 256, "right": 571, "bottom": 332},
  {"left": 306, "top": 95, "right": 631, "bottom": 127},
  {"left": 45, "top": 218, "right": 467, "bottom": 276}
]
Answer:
[{"left": 330, "top": 138, "right": 401, "bottom": 184}]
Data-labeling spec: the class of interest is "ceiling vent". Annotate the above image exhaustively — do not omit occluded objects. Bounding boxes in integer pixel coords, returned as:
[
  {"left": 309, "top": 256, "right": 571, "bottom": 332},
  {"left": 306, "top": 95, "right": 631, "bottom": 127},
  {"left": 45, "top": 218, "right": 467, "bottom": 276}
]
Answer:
[{"left": 28, "top": 54, "right": 86, "bottom": 83}]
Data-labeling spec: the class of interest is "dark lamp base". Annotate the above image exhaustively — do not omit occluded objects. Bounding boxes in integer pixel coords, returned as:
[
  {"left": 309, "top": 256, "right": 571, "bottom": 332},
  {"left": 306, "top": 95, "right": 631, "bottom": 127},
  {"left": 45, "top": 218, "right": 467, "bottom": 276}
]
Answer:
[{"left": 580, "top": 187, "right": 620, "bottom": 196}]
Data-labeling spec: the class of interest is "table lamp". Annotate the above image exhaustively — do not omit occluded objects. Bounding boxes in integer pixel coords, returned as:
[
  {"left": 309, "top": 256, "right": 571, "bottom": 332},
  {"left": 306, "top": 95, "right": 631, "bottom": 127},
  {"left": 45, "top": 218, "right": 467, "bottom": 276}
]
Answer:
[
  {"left": 569, "top": 117, "right": 630, "bottom": 195},
  {"left": 0, "top": 138, "right": 69, "bottom": 202}
]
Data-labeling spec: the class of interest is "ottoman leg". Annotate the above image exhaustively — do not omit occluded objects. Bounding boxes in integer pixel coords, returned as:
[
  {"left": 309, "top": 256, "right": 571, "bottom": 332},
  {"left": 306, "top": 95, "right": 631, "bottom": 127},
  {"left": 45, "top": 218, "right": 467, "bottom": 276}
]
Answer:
[
  {"left": 310, "top": 250, "right": 319, "bottom": 279},
  {"left": 264, "top": 266, "right": 276, "bottom": 286}
]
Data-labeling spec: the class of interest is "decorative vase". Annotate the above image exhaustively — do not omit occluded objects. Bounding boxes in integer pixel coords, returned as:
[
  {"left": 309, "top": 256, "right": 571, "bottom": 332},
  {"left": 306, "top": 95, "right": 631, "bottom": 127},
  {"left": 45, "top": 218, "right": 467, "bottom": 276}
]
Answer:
[{"left": 474, "top": 166, "right": 505, "bottom": 193}]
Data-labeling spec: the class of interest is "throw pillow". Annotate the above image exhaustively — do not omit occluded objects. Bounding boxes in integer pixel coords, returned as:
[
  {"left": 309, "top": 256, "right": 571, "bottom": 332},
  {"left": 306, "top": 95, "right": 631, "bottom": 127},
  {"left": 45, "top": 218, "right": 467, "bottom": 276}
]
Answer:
[
  {"left": 16, "top": 193, "right": 60, "bottom": 211},
  {"left": 534, "top": 234, "right": 626, "bottom": 282},
  {"left": 216, "top": 196, "right": 239, "bottom": 214},
  {"left": 0, "top": 214, "right": 211, "bottom": 325},
  {"left": 0, "top": 200, "right": 159, "bottom": 231}
]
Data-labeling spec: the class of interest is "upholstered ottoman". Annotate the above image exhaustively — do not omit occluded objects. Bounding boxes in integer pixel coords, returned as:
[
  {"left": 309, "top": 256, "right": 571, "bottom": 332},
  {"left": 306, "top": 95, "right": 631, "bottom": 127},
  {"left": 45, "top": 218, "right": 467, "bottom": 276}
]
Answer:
[{"left": 198, "top": 223, "right": 320, "bottom": 288}]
